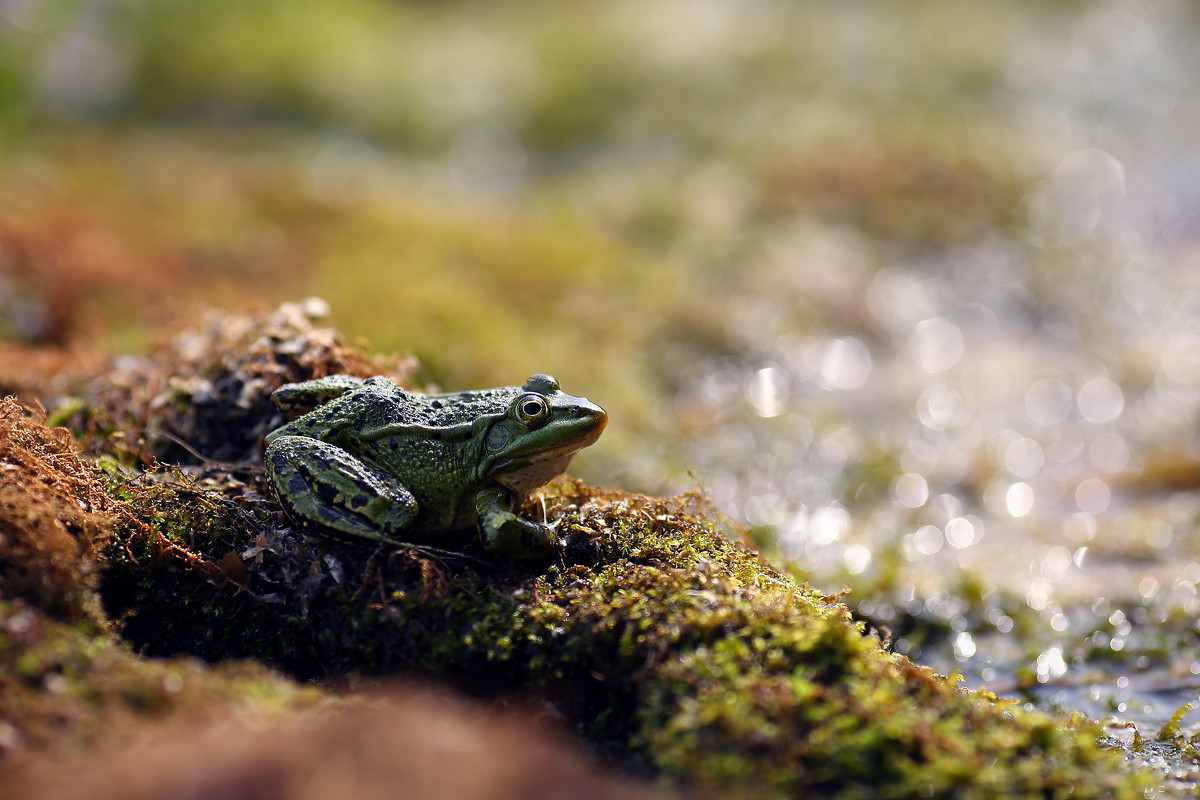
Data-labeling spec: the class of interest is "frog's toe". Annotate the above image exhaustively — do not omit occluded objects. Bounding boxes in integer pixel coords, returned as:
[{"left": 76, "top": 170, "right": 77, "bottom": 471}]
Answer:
[{"left": 482, "top": 516, "right": 556, "bottom": 559}]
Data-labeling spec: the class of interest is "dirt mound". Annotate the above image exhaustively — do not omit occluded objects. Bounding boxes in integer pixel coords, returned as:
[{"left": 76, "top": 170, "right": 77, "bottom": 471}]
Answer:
[
  {"left": 7, "top": 685, "right": 666, "bottom": 800},
  {"left": 62, "top": 299, "right": 416, "bottom": 465}
]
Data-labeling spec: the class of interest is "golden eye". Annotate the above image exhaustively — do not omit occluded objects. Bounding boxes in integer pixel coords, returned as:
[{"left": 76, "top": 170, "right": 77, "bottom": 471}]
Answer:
[{"left": 514, "top": 394, "right": 550, "bottom": 428}]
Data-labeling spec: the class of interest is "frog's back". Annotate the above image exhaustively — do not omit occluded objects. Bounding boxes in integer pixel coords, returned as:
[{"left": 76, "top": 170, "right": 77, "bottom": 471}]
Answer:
[{"left": 409, "top": 386, "right": 523, "bottom": 428}]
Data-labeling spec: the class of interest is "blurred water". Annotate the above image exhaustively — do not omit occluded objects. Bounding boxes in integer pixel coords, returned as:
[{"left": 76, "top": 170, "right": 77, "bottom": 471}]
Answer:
[{"left": 665, "top": 1, "right": 1200, "bottom": 732}]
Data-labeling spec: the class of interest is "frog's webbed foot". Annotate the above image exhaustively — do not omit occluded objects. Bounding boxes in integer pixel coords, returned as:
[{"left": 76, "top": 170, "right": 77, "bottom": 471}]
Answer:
[
  {"left": 475, "top": 487, "right": 555, "bottom": 559},
  {"left": 265, "top": 435, "right": 417, "bottom": 545}
]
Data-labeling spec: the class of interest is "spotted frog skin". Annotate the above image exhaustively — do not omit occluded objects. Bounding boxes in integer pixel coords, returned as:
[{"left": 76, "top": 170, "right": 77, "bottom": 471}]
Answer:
[{"left": 264, "top": 373, "right": 607, "bottom": 558}]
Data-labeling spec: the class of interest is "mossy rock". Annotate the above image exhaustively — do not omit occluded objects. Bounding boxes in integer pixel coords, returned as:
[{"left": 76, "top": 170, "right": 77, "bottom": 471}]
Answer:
[
  {"left": 0, "top": 306, "right": 1159, "bottom": 797},
  {"left": 99, "top": 474, "right": 1151, "bottom": 798}
]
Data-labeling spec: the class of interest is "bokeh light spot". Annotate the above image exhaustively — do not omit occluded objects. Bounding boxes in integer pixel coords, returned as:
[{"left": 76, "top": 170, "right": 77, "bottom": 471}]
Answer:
[
  {"left": 892, "top": 472, "right": 929, "bottom": 508},
  {"left": 819, "top": 337, "right": 872, "bottom": 391},
  {"left": 945, "top": 516, "right": 980, "bottom": 549},
  {"left": 1076, "top": 377, "right": 1124, "bottom": 423},
  {"left": 843, "top": 543, "right": 872, "bottom": 575},
  {"left": 1025, "top": 377, "right": 1074, "bottom": 426},
  {"left": 908, "top": 317, "right": 964, "bottom": 373},
  {"left": 1074, "top": 478, "right": 1111, "bottom": 515},
  {"left": 747, "top": 366, "right": 788, "bottom": 418},
  {"left": 1005, "top": 482, "right": 1034, "bottom": 517},
  {"left": 1003, "top": 436, "right": 1044, "bottom": 477}
]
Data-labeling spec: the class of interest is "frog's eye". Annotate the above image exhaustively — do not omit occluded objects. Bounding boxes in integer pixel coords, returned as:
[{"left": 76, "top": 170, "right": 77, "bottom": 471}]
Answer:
[{"left": 514, "top": 393, "right": 550, "bottom": 429}]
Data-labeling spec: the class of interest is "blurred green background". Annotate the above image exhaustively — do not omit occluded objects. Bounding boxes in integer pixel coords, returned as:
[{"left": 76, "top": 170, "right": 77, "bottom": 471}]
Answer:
[
  {"left": 0, "top": 0, "right": 1059, "bottom": 485},
  {"left": 5, "top": 0, "right": 1200, "bottom": 729}
]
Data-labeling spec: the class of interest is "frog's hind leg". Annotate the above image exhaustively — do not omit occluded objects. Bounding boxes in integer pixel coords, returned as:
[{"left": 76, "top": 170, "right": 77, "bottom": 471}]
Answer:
[{"left": 265, "top": 435, "right": 417, "bottom": 545}]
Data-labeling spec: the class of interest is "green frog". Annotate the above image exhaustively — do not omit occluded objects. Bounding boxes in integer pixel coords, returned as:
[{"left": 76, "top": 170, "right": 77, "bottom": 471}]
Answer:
[{"left": 263, "top": 373, "right": 607, "bottom": 559}]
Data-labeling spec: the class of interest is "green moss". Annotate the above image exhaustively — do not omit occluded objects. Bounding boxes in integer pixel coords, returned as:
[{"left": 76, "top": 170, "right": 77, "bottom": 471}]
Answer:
[
  {"left": 0, "top": 310, "right": 1163, "bottom": 795},
  {"left": 99, "top": 473, "right": 1155, "bottom": 798}
]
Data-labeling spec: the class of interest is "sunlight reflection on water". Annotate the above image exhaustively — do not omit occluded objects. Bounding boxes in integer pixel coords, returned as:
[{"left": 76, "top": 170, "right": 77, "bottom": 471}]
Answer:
[{"left": 671, "top": 0, "right": 1200, "bottom": 728}]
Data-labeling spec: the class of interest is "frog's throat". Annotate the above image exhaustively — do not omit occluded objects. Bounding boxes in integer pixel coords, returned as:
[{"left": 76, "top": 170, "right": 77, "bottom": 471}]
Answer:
[
  {"left": 487, "top": 425, "right": 605, "bottom": 473},
  {"left": 493, "top": 451, "right": 579, "bottom": 496}
]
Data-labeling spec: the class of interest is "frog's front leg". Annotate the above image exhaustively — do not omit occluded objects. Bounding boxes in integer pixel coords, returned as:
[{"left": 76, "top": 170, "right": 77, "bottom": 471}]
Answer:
[
  {"left": 474, "top": 486, "right": 556, "bottom": 559},
  {"left": 265, "top": 435, "right": 418, "bottom": 545}
]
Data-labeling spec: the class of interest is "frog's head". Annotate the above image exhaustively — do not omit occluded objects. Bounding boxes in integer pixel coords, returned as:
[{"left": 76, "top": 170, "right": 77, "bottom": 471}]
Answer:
[{"left": 482, "top": 374, "right": 608, "bottom": 494}]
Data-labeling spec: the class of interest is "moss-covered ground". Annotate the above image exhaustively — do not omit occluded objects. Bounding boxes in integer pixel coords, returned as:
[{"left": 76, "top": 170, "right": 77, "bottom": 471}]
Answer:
[
  {"left": 0, "top": 306, "right": 1162, "bottom": 798},
  {"left": 3, "top": 2, "right": 1199, "bottom": 796}
]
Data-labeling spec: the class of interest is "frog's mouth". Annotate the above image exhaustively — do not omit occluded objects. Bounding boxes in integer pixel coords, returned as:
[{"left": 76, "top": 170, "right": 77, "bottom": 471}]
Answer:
[
  {"left": 493, "top": 405, "right": 608, "bottom": 471},
  {"left": 525, "top": 424, "right": 606, "bottom": 463}
]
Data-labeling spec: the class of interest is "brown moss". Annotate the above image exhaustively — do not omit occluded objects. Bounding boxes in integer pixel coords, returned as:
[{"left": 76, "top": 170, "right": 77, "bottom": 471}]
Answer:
[
  {"left": 0, "top": 397, "right": 115, "bottom": 624},
  {"left": 0, "top": 395, "right": 318, "bottom": 763}
]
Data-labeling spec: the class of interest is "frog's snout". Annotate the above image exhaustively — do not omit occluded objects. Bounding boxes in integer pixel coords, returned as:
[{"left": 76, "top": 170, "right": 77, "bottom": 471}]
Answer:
[{"left": 572, "top": 402, "right": 608, "bottom": 434}]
